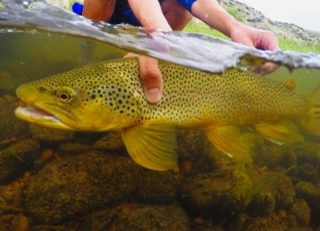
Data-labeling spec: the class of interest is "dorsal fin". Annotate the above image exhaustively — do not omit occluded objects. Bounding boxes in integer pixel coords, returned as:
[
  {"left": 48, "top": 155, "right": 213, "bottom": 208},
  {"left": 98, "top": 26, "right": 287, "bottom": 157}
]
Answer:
[{"left": 281, "top": 79, "right": 297, "bottom": 91}]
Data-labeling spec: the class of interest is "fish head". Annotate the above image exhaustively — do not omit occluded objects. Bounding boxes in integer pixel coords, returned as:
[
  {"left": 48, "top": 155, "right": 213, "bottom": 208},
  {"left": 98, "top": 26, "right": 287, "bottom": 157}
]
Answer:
[{"left": 15, "top": 62, "right": 141, "bottom": 132}]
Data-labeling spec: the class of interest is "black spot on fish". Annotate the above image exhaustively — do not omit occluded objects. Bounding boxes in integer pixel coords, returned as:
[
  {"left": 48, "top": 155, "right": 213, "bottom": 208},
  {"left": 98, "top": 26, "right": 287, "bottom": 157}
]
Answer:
[{"left": 38, "top": 86, "right": 46, "bottom": 92}]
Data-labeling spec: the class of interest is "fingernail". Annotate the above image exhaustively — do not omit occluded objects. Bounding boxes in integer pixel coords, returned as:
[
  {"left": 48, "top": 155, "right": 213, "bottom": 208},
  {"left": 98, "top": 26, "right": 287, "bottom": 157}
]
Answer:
[{"left": 147, "top": 88, "right": 161, "bottom": 103}]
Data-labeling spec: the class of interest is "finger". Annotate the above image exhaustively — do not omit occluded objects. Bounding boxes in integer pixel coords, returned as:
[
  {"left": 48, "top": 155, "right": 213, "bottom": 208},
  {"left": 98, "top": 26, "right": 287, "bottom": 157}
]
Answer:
[
  {"left": 255, "top": 31, "right": 279, "bottom": 51},
  {"left": 138, "top": 56, "right": 163, "bottom": 103},
  {"left": 264, "top": 32, "right": 279, "bottom": 51},
  {"left": 124, "top": 52, "right": 138, "bottom": 58},
  {"left": 250, "top": 62, "right": 280, "bottom": 76}
]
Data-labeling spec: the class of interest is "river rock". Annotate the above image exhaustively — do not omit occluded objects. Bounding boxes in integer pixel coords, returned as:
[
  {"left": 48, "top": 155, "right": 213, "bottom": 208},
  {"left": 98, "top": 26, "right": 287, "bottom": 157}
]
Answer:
[
  {"left": 24, "top": 152, "right": 138, "bottom": 224},
  {"left": 235, "top": 215, "right": 284, "bottom": 231},
  {"left": 29, "top": 125, "right": 74, "bottom": 142},
  {"left": 0, "top": 220, "right": 10, "bottom": 231},
  {"left": 295, "top": 181, "right": 319, "bottom": 201},
  {"left": 111, "top": 203, "right": 190, "bottom": 231},
  {"left": 0, "top": 139, "right": 40, "bottom": 184},
  {"left": 133, "top": 168, "right": 180, "bottom": 204},
  {"left": 248, "top": 171, "right": 296, "bottom": 216},
  {"left": 77, "top": 202, "right": 190, "bottom": 231},
  {"left": 93, "top": 132, "right": 124, "bottom": 151},
  {"left": 0, "top": 99, "right": 29, "bottom": 141},
  {"left": 30, "top": 225, "right": 67, "bottom": 231},
  {"left": 179, "top": 169, "right": 253, "bottom": 219},
  {"left": 58, "top": 142, "right": 93, "bottom": 156},
  {"left": 290, "top": 199, "right": 311, "bottom": 226}
]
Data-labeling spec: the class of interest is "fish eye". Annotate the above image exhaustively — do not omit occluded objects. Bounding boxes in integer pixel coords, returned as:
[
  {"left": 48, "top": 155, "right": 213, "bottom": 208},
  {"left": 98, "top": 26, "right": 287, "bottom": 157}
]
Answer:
[
  {"left": 58, "top": 92, "right": 71, "bottom": 102},
  {"left": 56, "top": 88, "right": 75, "bottom": 103}
]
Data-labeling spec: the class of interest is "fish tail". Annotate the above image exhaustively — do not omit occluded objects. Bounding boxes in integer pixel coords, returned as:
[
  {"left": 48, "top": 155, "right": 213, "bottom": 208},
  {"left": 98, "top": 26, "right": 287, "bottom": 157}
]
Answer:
[{"left": 299, "top": 84, "right": 320, "bottom": 136}]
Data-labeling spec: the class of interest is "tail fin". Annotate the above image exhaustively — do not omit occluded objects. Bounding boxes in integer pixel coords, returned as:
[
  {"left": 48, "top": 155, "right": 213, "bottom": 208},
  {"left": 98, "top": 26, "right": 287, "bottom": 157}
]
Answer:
[{"left": 299, "top": 85, "right": 320, "bottom": 136}]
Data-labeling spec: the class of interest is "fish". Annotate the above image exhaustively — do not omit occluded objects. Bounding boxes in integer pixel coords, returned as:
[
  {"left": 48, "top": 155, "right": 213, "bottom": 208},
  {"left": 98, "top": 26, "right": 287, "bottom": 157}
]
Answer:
[{"left": 15, "top": 57, "right": 320, "bottom": 171}]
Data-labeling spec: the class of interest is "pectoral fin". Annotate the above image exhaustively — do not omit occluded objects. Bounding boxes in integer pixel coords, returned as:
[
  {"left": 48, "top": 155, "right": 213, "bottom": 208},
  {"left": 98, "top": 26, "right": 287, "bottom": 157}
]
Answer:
[
  {"left": 121, "top": 122, "right": 178, "bottom": 171},
  {"left": 206, "top": 125, "right": 252, "bottom": 157},
  {"left": 254, "top": 121, "right": 304, "bottom": 145}
]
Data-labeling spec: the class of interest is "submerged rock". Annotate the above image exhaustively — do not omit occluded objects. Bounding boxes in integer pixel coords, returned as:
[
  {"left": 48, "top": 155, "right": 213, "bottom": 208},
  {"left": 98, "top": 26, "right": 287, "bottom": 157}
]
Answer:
[
  {"left": 253, "top": 144, "right": 286, "bottom": 169},
  {"left": 176, "top": 130, "right": 206, "bottom": 162},
  {"left": 58, "top": 142, "right": 93, "bottom": 156},
  {"left": 0, "top": 139, "right": 40, "bottom": 184},
  {"left": 248, "top": 186, "right": 276, "bottom": 216},
  {"left": 11, "top": 214, "right": 30, "bottom": 231},
  {"left": 0, "top": 221, "right": 10, "bottom": 231},
  {"left": 235, "top": 215, "right": 284, "bottom": 231},
  {"left": 282, "top": 214, "right": 298, "bottom": 229},
  {"left": 179, "top": 169, "right": 253, "bottom": 219},
  {"left": 290, "top": 199, "right": 311, "bottom": 226},
  {"left": 295, "top": 181, "right": 319, "bottom": 201},
  {"left": 0, "top": 99, "right": 29, "bottom": 141},
  {"left": 112, "top": 203, "right": 190, "bottom": 231},
  {"left": 248, "top": 172, "right": 296, "bottom": 216},
  {"left": 77, "top": 202, "right": 190, "bottom": 231},
  {"left": 191, "top": 225, "right": 225, "bottom": 231},
  {"left": 24, "top": 152, "right": 138, "bottom": 224},
  {"left": 76, "top": 207, "right": 118, "bottom": 231},
  {"left": 0, "top": 180, "right": 25, "bottom": 214},
  {"left": 288, "top": 142, "right": 320, "bottom": 182},
  {"left": 93, "top": 132, "right": 124, "bottom": 151},
  {"left": 179, "top": 133, "right": 258, "bottom": 220},
  {"left": 29, "top": 225, "right": 67, "bottom": 231},
  {"left": 29, "top": 125, "right": 75, "bottom": 142},
  {"left": 133, "top": 168, "right": 180, "bottom": 204}
]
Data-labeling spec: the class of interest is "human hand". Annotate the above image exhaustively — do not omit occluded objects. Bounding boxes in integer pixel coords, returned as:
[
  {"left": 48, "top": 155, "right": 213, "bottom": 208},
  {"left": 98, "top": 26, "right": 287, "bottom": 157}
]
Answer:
[
  {"left": 231, "top": 24, "right": 279, "bottom": 51},
  {"left": 125, "top": 53, "right": 162, "bottom": 103},
  {"left": 231, "top": 24, "right": 280, "bottom": 75}
]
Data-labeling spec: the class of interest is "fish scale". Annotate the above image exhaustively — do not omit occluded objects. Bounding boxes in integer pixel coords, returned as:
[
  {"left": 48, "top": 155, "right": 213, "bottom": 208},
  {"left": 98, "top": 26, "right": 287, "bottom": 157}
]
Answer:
[{"left": 15, "top": 57, "right": 320, "bottom": 170}]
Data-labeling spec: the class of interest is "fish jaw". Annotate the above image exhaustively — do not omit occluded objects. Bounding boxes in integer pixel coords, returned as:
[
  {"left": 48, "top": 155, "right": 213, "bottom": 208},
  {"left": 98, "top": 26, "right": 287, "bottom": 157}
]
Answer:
[{"left": 15, "top": 103, "right": 75, "bottom": 130}]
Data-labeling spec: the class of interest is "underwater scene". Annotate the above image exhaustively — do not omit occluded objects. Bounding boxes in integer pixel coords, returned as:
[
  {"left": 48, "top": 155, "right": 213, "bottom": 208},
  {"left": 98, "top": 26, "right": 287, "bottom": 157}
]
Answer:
[{"left": 1, "top": 1, "right": 320, "bottom": 231}]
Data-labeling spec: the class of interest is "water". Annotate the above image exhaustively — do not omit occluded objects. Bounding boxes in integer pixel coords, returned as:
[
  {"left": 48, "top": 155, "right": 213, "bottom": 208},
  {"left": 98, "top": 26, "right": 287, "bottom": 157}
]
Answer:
[{"left": 0, "top": 1, "right": 320, "bottom": 230}]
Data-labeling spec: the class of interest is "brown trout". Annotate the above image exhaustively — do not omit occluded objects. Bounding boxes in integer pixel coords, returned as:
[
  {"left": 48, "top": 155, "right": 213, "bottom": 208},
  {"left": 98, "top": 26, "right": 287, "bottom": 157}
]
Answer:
[{"left": 15, "top": 57, "right": 320, "bottom": 170}]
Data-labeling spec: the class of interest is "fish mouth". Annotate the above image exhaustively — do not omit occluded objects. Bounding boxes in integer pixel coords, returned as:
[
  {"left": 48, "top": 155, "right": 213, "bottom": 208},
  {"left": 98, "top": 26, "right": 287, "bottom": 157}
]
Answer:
[{"left": 15, "top": 101, "right": 74, "bottom": 130}]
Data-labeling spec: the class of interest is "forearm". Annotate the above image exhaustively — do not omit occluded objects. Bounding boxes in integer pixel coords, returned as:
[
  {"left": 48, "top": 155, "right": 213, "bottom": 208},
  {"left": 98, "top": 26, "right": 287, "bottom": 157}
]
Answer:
[
  {"left": 191, "top": 0, "right": 241, "bottom": 37},
  {"left": 128, "top": 0, "right": 172, "bottom": 31},
  {"left": 83, "top": 0, "right": 116, "bottom": 21}
]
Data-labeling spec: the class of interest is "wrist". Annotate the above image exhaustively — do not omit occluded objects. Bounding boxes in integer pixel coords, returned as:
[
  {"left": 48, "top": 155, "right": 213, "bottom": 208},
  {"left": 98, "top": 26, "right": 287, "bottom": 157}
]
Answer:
[
  {"left": 225, "top": 18, "right": 245, "bottom": 38},
  {"left": 229, "top": 22, "right": 251, "bottom": 39}
]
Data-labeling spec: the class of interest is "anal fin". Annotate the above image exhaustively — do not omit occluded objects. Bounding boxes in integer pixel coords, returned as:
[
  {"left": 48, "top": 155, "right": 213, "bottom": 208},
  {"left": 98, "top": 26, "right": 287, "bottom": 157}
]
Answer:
[
  {"left": 254, "top": 121, "right": 304, "bottom": 145},
  {"left": 206, "top": 125, "right": 253, "bottom": 158},
  {"left": 121, "top": 121, "right": 178, "bottom": 171}
]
